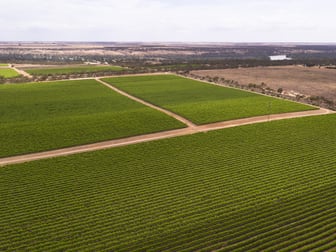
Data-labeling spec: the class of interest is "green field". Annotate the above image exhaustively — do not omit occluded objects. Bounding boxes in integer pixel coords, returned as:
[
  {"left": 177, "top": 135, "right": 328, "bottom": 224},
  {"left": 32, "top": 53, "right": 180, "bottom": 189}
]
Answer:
[
  {"left": 0, "top": 114, "right": 335, "bottom": 251},
  {"left": 103, "top": 75, "right": 316, "bottom": 124},
  {"left": 25, "top": 65, "right": 124, "bottom": 75},
  {"left": 0, "top": 79, "right": 184, "bottom": 157},
  {"left": 0, "top": 68, "right": 20, "bottom": 78},
  {"left": 0, "top": 63, "right": 8, "bottom": 66}
]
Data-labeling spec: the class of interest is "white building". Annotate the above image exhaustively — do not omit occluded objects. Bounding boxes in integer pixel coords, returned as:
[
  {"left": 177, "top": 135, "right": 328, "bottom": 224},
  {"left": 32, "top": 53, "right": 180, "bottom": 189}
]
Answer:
[{"left": 269, "top": 55, "right": 292, "bottom": 61}]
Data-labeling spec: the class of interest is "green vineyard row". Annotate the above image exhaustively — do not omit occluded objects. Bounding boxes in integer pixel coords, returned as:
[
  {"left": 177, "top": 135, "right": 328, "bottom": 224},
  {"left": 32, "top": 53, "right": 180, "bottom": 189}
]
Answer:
[
  {"left": 103, "top": 74, "right": 316, "bottom": 124},
  {"left": 0, "top": 79, "right": 184, "bottom": 157},
  {"left": 0, "top": 114, "right": 335, "bottom": 250}
]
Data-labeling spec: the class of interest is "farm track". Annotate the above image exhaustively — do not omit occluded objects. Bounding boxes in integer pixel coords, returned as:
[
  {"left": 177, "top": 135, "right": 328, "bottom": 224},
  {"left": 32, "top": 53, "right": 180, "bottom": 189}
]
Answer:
[
  {"left": 11, "top": 66, "right": 33, "bottom": 78},
  {"left": 96, "top": 78, "right": 197, "bottom": 128},
  {"left": 0, "top": 105, "right": 333, "bottom": 167}
]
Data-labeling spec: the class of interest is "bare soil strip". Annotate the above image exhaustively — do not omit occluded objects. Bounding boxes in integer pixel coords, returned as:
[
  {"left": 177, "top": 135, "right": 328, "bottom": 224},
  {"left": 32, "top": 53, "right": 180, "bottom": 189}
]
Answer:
[
  {"left": 11, "top": 66, "right": 33, "bottom": 78},
  {"left": 96, "top": 78, "right": 197, "bottom": 128},
  {"left": 0, "top": 108, "right": 333, "bottom": 167}
]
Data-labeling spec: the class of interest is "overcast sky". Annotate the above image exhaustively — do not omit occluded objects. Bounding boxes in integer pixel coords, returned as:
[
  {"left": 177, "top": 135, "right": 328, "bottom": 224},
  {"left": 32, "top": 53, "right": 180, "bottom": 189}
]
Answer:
[{"left": 1, "top": 0, "right": 335, "bottom": 42}]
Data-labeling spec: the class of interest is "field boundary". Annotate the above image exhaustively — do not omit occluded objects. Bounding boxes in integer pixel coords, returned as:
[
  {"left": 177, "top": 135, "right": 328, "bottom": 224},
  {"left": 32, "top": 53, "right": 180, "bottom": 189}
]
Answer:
[
  {"left": 0, "top": 108, "right": 333, "bottom": 167},
  {"left": 179, "top": 74, "right": 321, "bottom": 110}
]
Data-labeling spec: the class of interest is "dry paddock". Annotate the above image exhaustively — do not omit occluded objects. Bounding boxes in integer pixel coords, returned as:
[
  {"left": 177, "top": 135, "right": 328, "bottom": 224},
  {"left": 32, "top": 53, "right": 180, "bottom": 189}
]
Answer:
[{"left": 191, "top": 66, "right": 336, "bottom": 102}]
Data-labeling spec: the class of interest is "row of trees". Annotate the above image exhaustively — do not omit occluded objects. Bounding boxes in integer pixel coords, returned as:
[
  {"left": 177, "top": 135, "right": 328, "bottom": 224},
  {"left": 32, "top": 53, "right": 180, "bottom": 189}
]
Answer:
[{"left": 181, "top": 72, "right": 336, "bottom": 111}]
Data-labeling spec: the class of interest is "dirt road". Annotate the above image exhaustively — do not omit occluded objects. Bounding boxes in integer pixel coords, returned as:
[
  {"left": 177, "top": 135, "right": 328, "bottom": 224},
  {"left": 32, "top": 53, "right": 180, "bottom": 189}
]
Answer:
[
  {"left": 0, "top": 108, "right": 333, "bottom": 167},
  {"left": 96, "top": 78, "right": 196, "bottom": 128},
  {"left": 11, "top": 66, "right": 33, "bottom": 78}
]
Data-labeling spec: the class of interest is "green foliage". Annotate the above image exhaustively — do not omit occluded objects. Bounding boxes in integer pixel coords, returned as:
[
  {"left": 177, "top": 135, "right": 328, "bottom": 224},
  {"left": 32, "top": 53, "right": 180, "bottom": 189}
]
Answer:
[
  {"left": 103, "top": 75, "right": 316, "bottom": 125},
  {"left": 25, "top": 65, "right": 124, "bottom": 75},
  {"left": 1, "top": 114, "right": 336, "bottom": 251},
  {"left": 0, "top": 68, "right": 20, "bottom": 78},
  {"left": 0, "top": 79, "right": 185, "bottom": 157}
]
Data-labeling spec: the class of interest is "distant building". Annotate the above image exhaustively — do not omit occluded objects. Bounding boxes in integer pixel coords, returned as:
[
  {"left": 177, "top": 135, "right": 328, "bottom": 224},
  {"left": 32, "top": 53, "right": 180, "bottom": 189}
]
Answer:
[
  {"left": 269, "top": 55, "right": 292, "bottom": 61},
  {"left": 84, "top": 61, "right": 101, "bottom": 65}
]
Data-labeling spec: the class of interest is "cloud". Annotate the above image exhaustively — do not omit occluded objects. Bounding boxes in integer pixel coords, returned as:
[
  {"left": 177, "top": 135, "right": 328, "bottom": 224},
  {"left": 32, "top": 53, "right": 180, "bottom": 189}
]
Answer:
[{"left": 1, "top": 0, "right": 336, "bottom": 42}]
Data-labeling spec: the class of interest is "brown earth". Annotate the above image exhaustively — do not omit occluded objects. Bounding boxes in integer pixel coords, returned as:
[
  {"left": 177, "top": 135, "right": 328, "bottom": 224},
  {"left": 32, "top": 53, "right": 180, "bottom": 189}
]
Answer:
[{"left": 191, "top": 66, "right": 336, "bottom": 102}]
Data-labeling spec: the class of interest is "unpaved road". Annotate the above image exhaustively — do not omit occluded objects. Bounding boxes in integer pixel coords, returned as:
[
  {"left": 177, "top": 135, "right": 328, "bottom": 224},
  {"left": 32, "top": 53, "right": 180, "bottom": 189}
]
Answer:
[
  {"left": 0, "top": 108, "right": 333, "bottom": 167},
  {"left": 11, "top": 66, "right": 33, "bottom": 78},
  {"left": 96, "top": 78, "right": 196, "bottom": 128}
]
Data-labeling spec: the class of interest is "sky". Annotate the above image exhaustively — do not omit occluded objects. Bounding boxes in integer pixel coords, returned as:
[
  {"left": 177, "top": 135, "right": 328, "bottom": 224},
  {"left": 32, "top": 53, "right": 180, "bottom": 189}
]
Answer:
[{"left": 1, "top": 0, "right": 336, "bottom": 42}]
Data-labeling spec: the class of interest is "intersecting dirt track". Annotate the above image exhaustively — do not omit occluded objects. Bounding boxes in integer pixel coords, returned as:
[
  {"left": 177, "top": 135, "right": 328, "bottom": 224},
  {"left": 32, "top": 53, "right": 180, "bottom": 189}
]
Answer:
[
  {"left": 0, "top": 105, "right": 332, "bottom": 167},
  {"left": 1, "top": 74, "right": 333, "bottom": 167},
  {"left": 96, "top": 78, "right": 197, "bottom": 128}
]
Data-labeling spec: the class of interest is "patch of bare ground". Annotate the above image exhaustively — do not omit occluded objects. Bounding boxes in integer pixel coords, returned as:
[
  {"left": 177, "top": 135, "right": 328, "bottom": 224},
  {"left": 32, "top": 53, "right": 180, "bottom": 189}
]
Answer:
[{"left": 191, "top": 66, "right": 336, "bottom": 103}]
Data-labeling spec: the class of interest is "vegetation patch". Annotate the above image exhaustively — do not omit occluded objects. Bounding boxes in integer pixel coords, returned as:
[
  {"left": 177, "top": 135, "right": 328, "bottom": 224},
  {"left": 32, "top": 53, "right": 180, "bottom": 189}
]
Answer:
[
  {"left": 25, "top": 65, "right": 124, "bottom": 75},
  {"left": 0, "top": 68, "right": 20, "bottom": 78},
  {"left": 103, "top": 75, "right": 316, "bottom": 125},
  {"left": 1, "top": 114, "right": 335, "bottom": 251},
  {"left": 0, "top": 79, "right": 185, "bottom": 157}
]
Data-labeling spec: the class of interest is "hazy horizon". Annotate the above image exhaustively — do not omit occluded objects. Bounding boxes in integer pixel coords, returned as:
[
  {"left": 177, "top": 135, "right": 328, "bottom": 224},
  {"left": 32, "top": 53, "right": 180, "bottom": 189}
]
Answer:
[{"left": 1, "top": 0, "right": 336, "bottom": 42}]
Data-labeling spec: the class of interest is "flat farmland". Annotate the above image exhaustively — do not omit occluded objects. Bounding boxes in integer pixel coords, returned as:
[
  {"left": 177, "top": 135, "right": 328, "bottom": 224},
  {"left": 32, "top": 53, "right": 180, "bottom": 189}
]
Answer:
[
  {"left": 103, "top": 75, "right": 316, "bottom": 125},
  {"left": 24, "top": 65, "right": 124, "bottom": 75},
  {"left": 192, "top": 66, "right": 336, "bottom": 102},
  {"left": 0, "top": 79, "right": 184, "bottom": 157},
  {"left": 0, "top": 68, "right": 20, "bottom": 78},
  {"left": 1, "top": 114, "right": 336, "bottom": 251}
]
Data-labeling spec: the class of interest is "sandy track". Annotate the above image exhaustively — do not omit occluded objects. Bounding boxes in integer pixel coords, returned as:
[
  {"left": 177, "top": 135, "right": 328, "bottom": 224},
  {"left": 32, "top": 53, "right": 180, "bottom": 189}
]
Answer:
[
  {"left": 0, "top": 108, "right": 333, "bottom": 167},
  {"left": 11, "top": 66, "right": 33, "bottom": 78},
  {"left": 96, "top": 78, "right": 196, "bottom": 128}
]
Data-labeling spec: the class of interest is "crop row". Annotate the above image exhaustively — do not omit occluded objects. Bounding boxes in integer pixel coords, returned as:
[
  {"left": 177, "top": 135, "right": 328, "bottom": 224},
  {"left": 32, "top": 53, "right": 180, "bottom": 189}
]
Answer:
[
  {"left": 1, "top": 114, "right": 336, "bottom": 250},
  {"left": 0, "top": 79, "right": 184, "bottom": 157},
  {"left": 24, "top": 65, "right": 124, "bottom": 76},
  {"left": 0, "top": 68, "right": 20, "bottom": 78},
  {"left": 1, "top": 151, "right": 334, "bottom": 237},
  {"left": 103, "top": 74, "right": 316, "bottom": 124},
  {"left": 1, "top": 171, "right": 334, "bottom": 251}
]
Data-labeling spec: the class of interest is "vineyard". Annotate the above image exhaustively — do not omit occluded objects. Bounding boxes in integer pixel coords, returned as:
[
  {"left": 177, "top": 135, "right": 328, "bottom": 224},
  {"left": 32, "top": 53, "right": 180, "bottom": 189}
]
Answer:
[
  {"left": 24, "top": 65, "right": 124, "bottom": 75},
  {"left": 0, "top": 68, "right": 20, "bottom": 78},
  {"left": 1, "top": 114, "right": 335, "bottom": 251},
  {"left": 103, "top": 75, "right": 316, "bottom": 124},
  {"left": 0, "top": 79, "right": 184, "bottom": 157}
]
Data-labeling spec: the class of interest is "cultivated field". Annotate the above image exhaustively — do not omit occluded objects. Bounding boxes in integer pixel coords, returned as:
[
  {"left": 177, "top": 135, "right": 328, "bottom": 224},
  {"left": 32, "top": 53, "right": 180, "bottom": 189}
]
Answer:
[
  {"left": 0, "top": 68, "right": 20, "bottom": 78},
  {"left": 103, "top": 75, "right": 316, "bottom": 125},
  {"left": 1, "top": 114, "right": 335, "bottom": 251},
  {"left": 192, "top": 66, "right": 336, "bottom": 102},
  {"left": 0, "top": 79, "right": 184, "bottom": 157},
  {"left": 24, "top": 65, "right": 124, "bottom": 75}
]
